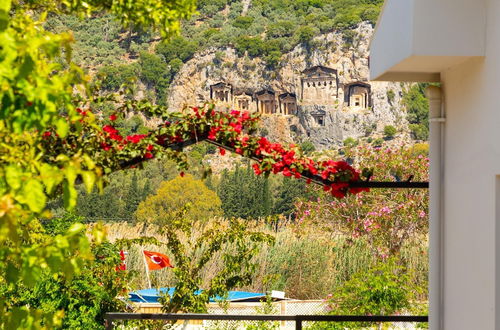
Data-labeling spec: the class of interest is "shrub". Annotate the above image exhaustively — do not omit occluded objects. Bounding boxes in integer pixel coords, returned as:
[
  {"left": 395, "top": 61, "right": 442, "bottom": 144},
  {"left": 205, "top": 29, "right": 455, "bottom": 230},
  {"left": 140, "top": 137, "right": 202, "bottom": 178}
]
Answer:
[
  {"left": 232, "top": 16, "right": 254, "bottom": 29},
  {"left": 372, "top": 138, "right": 384, "bottom": 147},
  {"left": 96, "top": 64, "right": 138, "bottom": 91},
  {"left": 383, "top": 125, "right": 397, "bottom": 139},
  {"left": 234, "top": 36, "right": 266, "bottom": 57},
  {"left": 294, "top": 25, "right": 319, "bottom": 46},
  {"left": 318, "top": 259, "right": 413, "bottom": 329},
  {"left": 410, "top": 143, "right": 429, "bottom": 157},
  {"left": 300, "top": 141, "right": 316, "bottom": 154},
  {"left": 155, "top": 36, "right": 197, "bottom": 63},
  {"left": 387, "top": 89, "right": 395, "bottom": 104},
  {"left": 343, "top": 137, "right": 358, "bottom": 148},
  {"left": 139, "top": 51, "right": 170, "bottom": 86}
]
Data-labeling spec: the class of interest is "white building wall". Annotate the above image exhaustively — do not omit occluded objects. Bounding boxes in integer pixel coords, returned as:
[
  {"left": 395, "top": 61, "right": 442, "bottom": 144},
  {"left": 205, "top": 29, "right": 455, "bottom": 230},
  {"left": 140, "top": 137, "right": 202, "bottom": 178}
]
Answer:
[{"left": 439, "top": 2, "right": 499, "bottom": 328}]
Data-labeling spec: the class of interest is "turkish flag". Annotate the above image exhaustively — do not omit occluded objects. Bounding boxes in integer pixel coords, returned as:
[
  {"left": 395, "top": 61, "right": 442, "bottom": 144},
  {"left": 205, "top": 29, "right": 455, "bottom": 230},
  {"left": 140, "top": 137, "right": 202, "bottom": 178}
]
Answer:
[{"left": 143, "top": 250, "right": 174, "bottom": 270}]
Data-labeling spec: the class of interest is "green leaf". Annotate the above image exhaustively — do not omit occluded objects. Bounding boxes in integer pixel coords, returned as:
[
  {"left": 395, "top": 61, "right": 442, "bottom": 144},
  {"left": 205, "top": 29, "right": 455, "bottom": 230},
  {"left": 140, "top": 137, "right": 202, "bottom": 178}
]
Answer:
[
  {"left": 55, "top": 118, "right": 69, "bottom": 138},
  {"left": 81, "top": 171, "right": 95, "bottom": 194},
  {"left": 0, "top": 9, "right": 8, "bottom": 31},
  {"left": 21, "top": 179, "right": 46, "bottom": 212},
  {"left": 5, "top": 165, "right": 22, "bottom": 190},
  {"left": 0, "top": 0, "right": 11, "bottom": 12},
  {"left": 63, "top": 180, "right": 77, "bottom": 210},
  {"left": 40, "top": 164, "right": 63, "bottom": 194},
  {"left": 17, "top": 54, "right": 35, "bottom": 79},
  {"left": 66, "top": 223, "right": 85, "bottom": 236}
]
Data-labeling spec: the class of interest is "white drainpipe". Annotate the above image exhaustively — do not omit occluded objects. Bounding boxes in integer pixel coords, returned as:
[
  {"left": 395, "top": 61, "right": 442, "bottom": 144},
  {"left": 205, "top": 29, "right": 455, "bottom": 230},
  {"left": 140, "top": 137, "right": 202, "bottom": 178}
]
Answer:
[{"left": 427, "top": 86, "right": 445, "bottom": 330}]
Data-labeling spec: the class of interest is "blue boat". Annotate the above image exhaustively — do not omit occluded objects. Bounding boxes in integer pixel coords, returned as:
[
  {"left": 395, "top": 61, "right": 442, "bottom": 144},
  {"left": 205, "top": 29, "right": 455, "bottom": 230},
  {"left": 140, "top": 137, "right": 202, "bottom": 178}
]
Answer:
[{"left": 129, "top": 288, "right": 270, "bottom": 304}]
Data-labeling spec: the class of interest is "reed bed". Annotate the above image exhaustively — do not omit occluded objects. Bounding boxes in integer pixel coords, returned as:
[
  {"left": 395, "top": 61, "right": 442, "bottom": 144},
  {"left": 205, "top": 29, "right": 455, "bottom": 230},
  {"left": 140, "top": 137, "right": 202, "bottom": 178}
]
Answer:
[{"left": 103, "top": 220, "right": 428, "bottom": 301}]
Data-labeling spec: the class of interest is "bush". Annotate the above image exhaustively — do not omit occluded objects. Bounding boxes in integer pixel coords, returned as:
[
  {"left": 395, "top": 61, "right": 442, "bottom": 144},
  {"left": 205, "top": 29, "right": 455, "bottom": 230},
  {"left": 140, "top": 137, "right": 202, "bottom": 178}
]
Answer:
[
  {"left": 155, "top": 36, "right": 197, "bottom": 63},
  {"left": 294, "top": 25, "right": 319, "bottom": 46},
  {"left": 139, "top": 51, "right": 170, "bottom": 86},
  {"left": 410, "top": 143, "right": 429, "bottom": 157},
  {"left": 232, "top": 16, "right": 254, "bottom": 29},
  {"left": 387, "top": 89, "right": 395, "bottom": 104},
  {"left": 372, "top": 138, "right": 384, "bottom": 147},
  {"left": 383, "top": 125, "right": 397, "bottom": 139},
  {"left": 318, "top": 259, "right": 413, "bottom": 329},
  {"left": 300, "top": 141, "right": 316, "bottom": 154},
  {"left": 343, "top": 137, "right": 358, "bottom": 148}
]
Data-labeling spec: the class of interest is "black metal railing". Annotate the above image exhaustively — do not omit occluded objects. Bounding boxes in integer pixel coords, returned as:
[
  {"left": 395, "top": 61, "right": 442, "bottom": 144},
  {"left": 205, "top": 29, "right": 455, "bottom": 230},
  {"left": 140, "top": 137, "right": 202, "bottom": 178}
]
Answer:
[{"left": 104, "top": 313, "right": 428, "bottom": 330}]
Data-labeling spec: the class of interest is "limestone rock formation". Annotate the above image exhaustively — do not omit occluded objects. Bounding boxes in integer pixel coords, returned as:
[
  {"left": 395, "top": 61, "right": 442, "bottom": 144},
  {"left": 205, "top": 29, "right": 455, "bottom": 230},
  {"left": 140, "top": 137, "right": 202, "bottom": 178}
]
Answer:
[{"left": 167, "top": 22, "right": 408, "bottom": 149}]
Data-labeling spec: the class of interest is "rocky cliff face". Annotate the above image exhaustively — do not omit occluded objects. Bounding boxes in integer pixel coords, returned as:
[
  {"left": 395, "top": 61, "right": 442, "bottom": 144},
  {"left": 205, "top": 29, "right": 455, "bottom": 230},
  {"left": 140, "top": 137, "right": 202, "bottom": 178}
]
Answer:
[{"left": 167, "top": 22, "right": 408, "bottom": 149}]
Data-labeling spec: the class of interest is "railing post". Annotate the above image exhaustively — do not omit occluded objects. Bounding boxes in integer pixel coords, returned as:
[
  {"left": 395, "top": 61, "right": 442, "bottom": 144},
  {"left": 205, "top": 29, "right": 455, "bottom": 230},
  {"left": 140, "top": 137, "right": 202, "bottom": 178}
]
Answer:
[
  {"left": 295, "top": 315, "right": 302, "bottom": 330},
  {"left": 105, "top": 318, "right": 114, "bottom": 330}
]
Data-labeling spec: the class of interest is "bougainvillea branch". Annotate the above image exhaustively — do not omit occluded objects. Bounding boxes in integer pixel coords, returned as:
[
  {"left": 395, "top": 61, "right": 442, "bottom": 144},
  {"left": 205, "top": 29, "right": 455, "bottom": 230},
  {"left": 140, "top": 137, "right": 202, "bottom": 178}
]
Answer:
[{"left": 42, "top": 104, "right": 371, "bottom": 198}]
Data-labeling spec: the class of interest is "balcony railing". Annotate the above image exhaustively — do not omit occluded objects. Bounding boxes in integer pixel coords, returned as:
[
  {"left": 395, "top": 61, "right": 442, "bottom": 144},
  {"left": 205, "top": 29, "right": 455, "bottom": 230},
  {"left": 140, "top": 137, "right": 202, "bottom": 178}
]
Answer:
[{"left": 105, "top": 312, "right": 428, "bottom": 330}]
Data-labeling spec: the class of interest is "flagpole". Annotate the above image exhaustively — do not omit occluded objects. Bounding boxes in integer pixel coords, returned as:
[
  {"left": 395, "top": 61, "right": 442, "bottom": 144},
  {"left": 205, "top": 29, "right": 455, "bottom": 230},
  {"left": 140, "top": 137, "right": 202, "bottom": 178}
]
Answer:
[{"left": 142, "top": 248, "right": 152, "bottom": 289}]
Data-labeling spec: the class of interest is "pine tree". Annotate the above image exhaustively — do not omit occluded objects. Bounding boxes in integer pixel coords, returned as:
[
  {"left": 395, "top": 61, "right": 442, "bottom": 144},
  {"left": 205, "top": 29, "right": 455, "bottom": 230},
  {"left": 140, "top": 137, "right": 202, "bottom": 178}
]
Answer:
[
  {"left": 123, "top": 171, "right": 142, "bottom": 221},
  {"left": 218, "top": 165, "right": 273, "bottom": 219}
]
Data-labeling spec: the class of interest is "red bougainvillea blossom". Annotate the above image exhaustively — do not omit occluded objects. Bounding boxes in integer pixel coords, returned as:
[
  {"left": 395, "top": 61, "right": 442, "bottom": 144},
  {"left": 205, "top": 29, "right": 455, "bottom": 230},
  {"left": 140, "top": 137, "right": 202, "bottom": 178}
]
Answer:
[{"left": 42, "top": 104, "right": 367, "bottom": 199}]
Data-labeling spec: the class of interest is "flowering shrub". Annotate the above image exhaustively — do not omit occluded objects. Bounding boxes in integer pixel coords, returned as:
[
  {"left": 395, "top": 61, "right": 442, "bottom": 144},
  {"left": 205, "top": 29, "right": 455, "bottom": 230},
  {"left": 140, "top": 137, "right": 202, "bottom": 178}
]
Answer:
[{"left": 295, "top": 144, "right": 429, "bottom": 256}]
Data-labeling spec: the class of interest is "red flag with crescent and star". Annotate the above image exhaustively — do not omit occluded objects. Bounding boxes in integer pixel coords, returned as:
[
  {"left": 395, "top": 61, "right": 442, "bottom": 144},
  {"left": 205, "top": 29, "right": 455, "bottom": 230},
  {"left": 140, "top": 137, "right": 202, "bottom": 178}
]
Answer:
[{"left": 143, "top": 250, "right": 174, "bottom": 270}]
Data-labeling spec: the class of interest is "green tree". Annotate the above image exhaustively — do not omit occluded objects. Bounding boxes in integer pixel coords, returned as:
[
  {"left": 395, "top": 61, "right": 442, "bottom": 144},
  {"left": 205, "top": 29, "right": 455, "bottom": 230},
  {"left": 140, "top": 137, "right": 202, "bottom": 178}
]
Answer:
[
  {"left": 76, "top": 186, "right": 122, "bottom": 220},
  {"left": 403, "top": 83, "right": 430, "bottom": 141},
  {"left": 96, "top": 63, "right": 139, "bottom": 91},
  {"left": 273, "top": 177, "right": 316, "bottom": 217},
  {"left": 139, "top": 51, "right": 170, "bottom": 87},
  {"left": 10, "top": 215, "right": 131, "bottom": 329},
  {"left": 234, "top": 36, "right": 266, "bottom": 57},
  {"left": 218, "top": 165, "right": 272, "bottom": 219},
  {"left": 157, "top": 211, "right": 274, "bottom": 314},
  {"left": 294, "top": 25, "right": 319, "bottom": 46},
  {"left": 0, "top": 0, "right": 196, "bottom": 327},
  {"left": 135, "top": 174, "right": 222, "bottom": 226},
  {"left": 155, "top": 36, "right": 197, "bottom": 63},
  {"left": 123, "top": 171, "right": 143, "bottom": 221}
]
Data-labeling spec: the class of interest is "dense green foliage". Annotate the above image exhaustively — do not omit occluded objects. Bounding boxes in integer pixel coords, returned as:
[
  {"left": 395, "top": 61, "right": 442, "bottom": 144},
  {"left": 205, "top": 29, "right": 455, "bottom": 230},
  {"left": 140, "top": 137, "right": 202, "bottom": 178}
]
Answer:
[
  {"left": 403, "top": 83, "right": 430, "bottom": 141},
  {"left": 218, "top": 165, "right": 272, "bottom": 219},
  {"left": 136, "top": 174, "right": 223, "bottom": 225},
  {"left": 217, "top": 164, "right": 317, "bottom": 219},
  {"left": 0, "top": 0, "right": 196, "bottom": 327},
  {"left": 6, "top": 215, "right": 130, "bottom": 329},
  {"left": 310, "top": 259, "right": 414, "bottom": 329}
]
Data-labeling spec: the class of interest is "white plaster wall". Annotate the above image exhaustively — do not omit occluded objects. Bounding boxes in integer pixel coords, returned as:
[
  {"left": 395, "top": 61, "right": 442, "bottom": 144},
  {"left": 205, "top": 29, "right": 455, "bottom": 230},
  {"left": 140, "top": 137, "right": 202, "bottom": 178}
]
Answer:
[
  {"left": 369, "top": 0, "right": 413, "bottom": 79},
  {"left": 370, "top": 0, "right": 485, "bottom": 81},
  {"left": 439, "top": 1, "right": 500, "bottom": 328}
]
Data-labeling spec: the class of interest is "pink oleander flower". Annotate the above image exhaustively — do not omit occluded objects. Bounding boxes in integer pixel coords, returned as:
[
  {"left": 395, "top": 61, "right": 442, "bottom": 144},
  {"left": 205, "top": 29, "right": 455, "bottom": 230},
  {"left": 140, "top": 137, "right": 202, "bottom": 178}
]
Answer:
[{"left": 380, "top": 206, "right": 391, "bottom": 214}]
